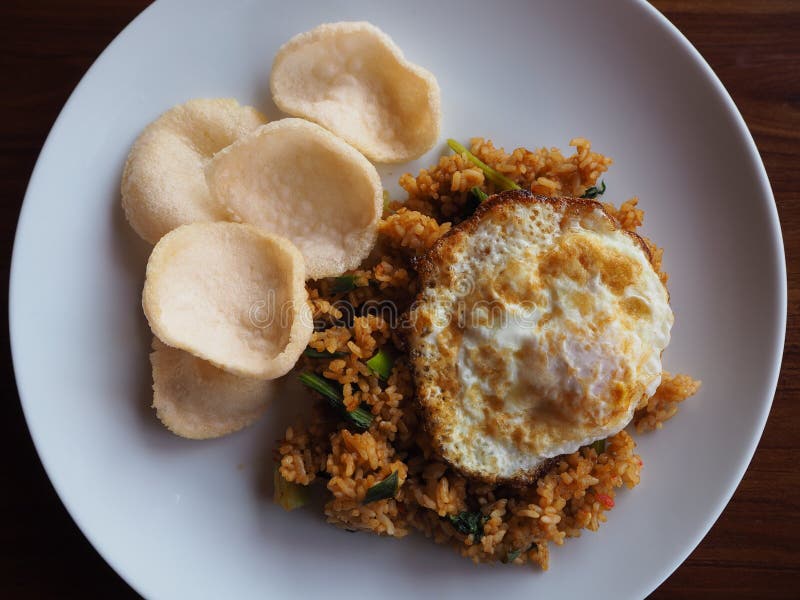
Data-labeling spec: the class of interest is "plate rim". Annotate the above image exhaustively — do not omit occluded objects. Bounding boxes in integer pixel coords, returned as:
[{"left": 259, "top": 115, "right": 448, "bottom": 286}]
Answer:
[
  {"left": 630, "top": 0, "right": 787, "bottom": 590},
  {"left": 9, "top": 0, "right": 788, "bottom": 598}
]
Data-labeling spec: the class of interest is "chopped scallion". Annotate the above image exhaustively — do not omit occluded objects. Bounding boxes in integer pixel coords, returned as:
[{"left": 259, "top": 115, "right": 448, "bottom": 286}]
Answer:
[
  {"left": 446, "top": 510, "right": 489, "bottom": 541},
  {"left": 589, "top": 438, "right": 606, "bottom": 454},
  {"left": 298, "top": 372, "right": 373, "bottom": 430},
  {"left": 363, "top": 470, "right": 400, "bottom": 504},
  {"left": 470, "top": 186, "right": 489, "bottom": 203},
  {"left": 346, "top": 404, "right": 374, "bottom": 430},
  {"left": 273, "top": 465, "right": 310, "bottom": 511},
  {"left": 447, "top": 139, "right": 521, "bottom": 191},
  {"left": 298, "top": 371, "right": 340, "bottom": 402},
  {"left": 580, "top": 180, "right": 606, "bottom": 199},
  {"left": 503, "top": 548, "right": 523, "bottom": 564},
  {"left": 366, "top": 348, "right": 394, "bottom": 380},
  {"left": 462, "top": 187, "right": 484, "bottom": 218}
]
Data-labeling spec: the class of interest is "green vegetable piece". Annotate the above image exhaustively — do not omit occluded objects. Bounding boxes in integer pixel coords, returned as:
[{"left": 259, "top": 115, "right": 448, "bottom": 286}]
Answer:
[
  {"left": 347, "top": 404, "right": 375, "bottom": 430},
  {"left": 303, "top": 347, "right": 347, "bottom": 359},
  {"left": 331, "top": 275, "right": 357, "bottom": 294},
  {"left": 589, "top": 438, "right": 606, "bottom": 454},
  {"left": 273, "top": 465, "right": 310, "bottom": 511},
  {"left": 382, "top": 190, "right": 392, "bottom": 213},
  {"left": 366, "top": 348, "right": 394, "bottom": 380},
  {"left": 580, "top": 180, "right": 606, "bottom": 199},
  {"left": 298, "top": 372, "right": 374, "bottom": 430},
  {"left": 363, "top": 470, "right": 400, "bottom": 504},
  {"left": 470, "top": 186, "right": 489, "bottom": 203},
  {"left": 298, "top": 371, "right": 341, "bottom": 402},
  {"left": 447, "top": 139, "right": 521, "bottom": 191},
  {"left": 461, "top": 187, "right": 484, "bottom": 218},
  {"left": 503, "top": 549, "right": 523, "bottom": 564},
  {"left": 447, "top": 510, "right": 489, "bottom": 541}
]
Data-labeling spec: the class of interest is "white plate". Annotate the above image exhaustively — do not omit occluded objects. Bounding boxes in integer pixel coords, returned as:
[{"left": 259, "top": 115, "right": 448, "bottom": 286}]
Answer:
[{"left": 10, "top": 0, "right": 786, "bottom": 598}]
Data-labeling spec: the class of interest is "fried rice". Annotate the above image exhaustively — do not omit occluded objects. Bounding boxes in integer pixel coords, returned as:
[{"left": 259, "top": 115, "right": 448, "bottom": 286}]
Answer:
[{"left": 276, "top": 137, "right": 701, "bottom": 569}]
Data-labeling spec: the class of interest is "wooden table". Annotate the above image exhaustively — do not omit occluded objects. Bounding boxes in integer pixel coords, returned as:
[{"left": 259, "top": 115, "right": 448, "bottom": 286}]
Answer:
[{"left": 2, "top": 1, "right": 797, "bottom": 597}]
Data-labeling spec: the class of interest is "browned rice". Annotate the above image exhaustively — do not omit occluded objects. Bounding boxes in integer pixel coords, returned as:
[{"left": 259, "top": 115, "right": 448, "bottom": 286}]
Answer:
[{"left": 277, "top": 138, "right": 701, "bottom": 569}]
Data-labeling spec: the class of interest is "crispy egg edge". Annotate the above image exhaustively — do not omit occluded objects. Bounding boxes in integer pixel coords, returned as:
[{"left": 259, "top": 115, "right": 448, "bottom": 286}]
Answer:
[{"left": 405, "top": 190, "right": 666, "bottom": 485}]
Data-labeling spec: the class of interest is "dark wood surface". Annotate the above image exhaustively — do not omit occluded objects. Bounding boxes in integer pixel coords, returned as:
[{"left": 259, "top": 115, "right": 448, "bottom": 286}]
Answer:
[{"left": 1, "top": 1, "right": 797, "bottom": 597}]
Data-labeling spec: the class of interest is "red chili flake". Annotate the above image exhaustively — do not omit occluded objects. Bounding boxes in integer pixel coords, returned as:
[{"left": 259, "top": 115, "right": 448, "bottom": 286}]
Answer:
[{"left": 596, "top": 493, "right": 615, "bottom": 509}]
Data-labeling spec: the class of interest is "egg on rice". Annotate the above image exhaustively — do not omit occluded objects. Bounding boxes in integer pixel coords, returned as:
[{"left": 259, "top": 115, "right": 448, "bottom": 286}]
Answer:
[{"left": 408, "top": 190, "right": 674, "bottom": 483}]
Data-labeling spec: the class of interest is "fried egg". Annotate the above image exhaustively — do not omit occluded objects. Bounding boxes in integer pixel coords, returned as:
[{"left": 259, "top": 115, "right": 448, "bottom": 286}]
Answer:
[{"left": 408, "top": 191, "right": 673, "bottom": 483}]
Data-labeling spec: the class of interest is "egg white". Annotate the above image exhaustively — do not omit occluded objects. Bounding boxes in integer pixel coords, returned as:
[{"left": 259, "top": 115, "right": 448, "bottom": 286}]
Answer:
[{"left": 409, "top": 194, "right": 672, "bottom": 482}]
